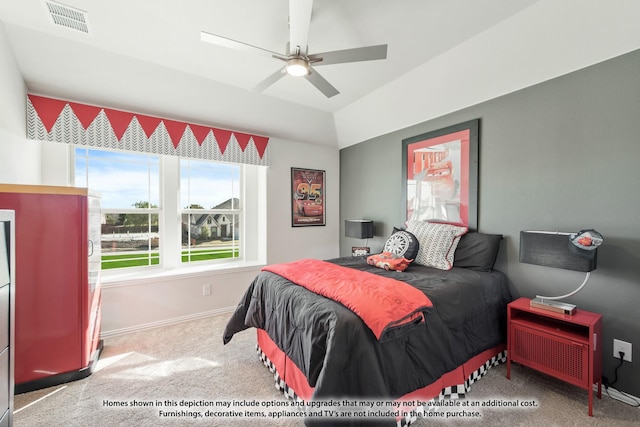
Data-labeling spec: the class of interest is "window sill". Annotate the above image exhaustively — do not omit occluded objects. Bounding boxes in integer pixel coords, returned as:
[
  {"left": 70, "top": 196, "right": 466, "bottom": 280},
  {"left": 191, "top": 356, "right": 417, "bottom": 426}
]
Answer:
[{"left": 100, "top": 259, "right": 265, "bottom": 288}]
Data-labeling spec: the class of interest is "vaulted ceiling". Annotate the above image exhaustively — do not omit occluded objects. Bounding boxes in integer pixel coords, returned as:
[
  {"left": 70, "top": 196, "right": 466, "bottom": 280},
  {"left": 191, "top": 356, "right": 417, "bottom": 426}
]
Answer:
[{"left": 1, "top": 0, "right": 639, "bottom": 148}]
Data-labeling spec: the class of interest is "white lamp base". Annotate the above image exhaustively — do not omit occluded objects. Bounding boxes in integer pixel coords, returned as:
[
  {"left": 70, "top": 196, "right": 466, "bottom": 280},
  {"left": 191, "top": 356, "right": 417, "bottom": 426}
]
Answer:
[{"left": 529, "top": 297, "right": 576, "bottom": 315}]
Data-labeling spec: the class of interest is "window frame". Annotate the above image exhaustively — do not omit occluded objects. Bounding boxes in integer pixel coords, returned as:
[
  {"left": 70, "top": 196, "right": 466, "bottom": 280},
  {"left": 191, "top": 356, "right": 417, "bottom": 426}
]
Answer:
[
  {"left": 73, "top": 147, "right": 258, "bottom": 277},
  {"left": 179, "top": 157, "right": 243, "bottom": 266},
  {"left": 74, "top": 147, "right": 162, "bottom": 272}
]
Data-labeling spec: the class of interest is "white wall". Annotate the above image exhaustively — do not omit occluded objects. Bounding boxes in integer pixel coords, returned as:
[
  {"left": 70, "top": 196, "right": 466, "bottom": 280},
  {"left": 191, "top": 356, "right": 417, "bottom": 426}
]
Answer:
[
  {"left": 266, "top": 138, "right": 340, "bottom": 264},
  {"left": 0, "top": 22, "right": 39, "bottom": 184},
  {"left": 100, "top": 266, "right": 265, "bottom": 336}
]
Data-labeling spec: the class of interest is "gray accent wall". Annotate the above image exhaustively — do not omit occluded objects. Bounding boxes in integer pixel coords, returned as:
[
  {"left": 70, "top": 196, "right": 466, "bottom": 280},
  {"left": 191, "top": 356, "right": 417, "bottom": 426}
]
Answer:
[{"left": 340, "top": 49, "right": 640, "bottom": 397}]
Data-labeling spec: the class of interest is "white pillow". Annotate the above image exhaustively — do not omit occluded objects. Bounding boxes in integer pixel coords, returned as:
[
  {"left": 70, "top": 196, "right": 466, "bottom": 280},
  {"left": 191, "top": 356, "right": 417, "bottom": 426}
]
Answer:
[{"left": 405, "top": 221, "right": 468, "bottom": 270}]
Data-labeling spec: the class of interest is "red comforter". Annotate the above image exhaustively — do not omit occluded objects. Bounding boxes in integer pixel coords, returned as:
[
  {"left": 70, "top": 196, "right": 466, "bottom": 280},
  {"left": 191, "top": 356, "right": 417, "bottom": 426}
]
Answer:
[{"left": 262, "top": 259, "right": 433, "bottom": 340}]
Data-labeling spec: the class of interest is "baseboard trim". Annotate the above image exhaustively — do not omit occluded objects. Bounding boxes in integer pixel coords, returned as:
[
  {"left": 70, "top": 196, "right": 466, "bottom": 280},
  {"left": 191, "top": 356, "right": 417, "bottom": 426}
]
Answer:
[{"left": 100, "top": 307, "right": 236, "bottom": 338}]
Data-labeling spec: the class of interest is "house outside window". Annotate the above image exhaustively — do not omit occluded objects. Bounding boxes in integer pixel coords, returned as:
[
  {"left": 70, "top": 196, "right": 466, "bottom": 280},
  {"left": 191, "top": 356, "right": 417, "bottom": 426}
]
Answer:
[{"left": 180, "top": 159, "right": 241, "bottom": 264}]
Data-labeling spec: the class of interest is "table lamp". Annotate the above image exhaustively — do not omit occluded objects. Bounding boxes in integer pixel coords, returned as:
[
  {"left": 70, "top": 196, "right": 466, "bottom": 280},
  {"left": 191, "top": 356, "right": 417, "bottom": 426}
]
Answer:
[
  {"left": 519, "top": 229, "right": 603, "bottom": 315},
  {"left": 345, "top": 220, "right": 374, "bottom": 256}
]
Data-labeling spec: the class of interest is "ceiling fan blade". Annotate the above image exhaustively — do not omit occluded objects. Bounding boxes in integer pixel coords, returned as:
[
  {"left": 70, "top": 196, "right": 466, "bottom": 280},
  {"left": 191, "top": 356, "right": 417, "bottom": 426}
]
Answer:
[
  {"left": 308, "top": 44, "right": 388, "bottom": 66},
  {"left": 201, "top": 31, "right": 285, "bottom": 60},
  {"left": 252, "top": 67, "right": 286, "bottom": 93},
  {"left": 305, "top": 68, "right": 339, "bottom": 98},
  {"left": 288, "top": 0, "right": 313, "bottom": 55}
]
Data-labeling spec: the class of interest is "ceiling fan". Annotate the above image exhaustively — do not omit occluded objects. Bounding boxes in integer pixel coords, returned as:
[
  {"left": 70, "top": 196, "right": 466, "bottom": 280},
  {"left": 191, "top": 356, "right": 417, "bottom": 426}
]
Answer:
[{"left": 200, "top": 0, "right": 387, "bottom": 98}]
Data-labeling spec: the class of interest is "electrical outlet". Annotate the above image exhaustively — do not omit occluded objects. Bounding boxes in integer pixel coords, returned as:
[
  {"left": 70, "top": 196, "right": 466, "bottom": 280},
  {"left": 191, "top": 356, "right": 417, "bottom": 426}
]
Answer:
[
  {"left": 202, "top": 284, "right": 211, "bottom": 296},
  {"left": 613, "top": 339, "right": 632, "bottom": 362}
]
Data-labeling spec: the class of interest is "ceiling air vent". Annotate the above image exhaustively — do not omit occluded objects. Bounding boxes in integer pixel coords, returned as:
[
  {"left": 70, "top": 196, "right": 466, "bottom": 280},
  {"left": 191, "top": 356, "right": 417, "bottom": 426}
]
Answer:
[{"left": 44, "top": 1, "right": 91, "bottom": 34}]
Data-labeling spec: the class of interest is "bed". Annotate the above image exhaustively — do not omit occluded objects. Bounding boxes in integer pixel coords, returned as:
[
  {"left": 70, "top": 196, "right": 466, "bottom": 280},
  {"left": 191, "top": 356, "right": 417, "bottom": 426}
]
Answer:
[{"left": 223, "top": 223, "right": 512, "bottom": 426}]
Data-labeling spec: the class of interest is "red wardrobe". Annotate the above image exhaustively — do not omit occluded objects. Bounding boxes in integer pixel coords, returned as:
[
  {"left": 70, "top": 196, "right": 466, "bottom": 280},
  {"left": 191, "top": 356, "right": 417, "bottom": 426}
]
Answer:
[{"left": 0, "top": 184, "right": 102, "bottom": 393}]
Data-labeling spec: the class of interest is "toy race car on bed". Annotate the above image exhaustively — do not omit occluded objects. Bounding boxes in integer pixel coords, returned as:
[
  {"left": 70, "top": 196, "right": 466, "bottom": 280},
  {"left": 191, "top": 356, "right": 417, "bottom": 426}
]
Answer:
[{"left": 366, "top": 251, "right": 413, "bottom": 272}]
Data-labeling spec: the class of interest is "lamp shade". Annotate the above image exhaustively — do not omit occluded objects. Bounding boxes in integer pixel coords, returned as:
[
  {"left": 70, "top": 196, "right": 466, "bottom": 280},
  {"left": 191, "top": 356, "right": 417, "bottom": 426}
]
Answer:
[
  {"left": 519, "top": 231, "right": 597, "bottom": 272},
  {"left": 345, "top": 220, "right": 374, "bottom": 239}
]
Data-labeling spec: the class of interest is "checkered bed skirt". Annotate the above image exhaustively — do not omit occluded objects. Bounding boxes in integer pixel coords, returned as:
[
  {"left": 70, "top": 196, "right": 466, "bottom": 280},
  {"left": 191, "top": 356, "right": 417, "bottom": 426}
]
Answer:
[{"left": 256, "top": 344, "right": 507, "bottom": 426}]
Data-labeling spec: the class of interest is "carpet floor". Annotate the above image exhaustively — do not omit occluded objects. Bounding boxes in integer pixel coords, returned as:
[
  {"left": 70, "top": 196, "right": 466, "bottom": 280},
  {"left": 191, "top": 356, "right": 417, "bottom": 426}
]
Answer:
[{"left": 14, "top": 314, "right": 640, "bottom": 426}]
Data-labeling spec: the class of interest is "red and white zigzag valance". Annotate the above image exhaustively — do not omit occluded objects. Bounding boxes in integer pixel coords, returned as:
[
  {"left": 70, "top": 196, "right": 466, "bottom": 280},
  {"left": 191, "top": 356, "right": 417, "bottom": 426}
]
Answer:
[{"left": 27, "top": 94, "right": 270, "bottom": 166}]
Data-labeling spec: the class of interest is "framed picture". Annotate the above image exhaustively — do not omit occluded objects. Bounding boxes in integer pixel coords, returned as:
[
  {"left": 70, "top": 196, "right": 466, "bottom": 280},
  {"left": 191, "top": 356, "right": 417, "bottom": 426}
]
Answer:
[
  {"left": 291, "top": 167, "right": 325, "bottom": 227},
  {"left": 402, "top": 119, "right": 479, "bottom": 229}
]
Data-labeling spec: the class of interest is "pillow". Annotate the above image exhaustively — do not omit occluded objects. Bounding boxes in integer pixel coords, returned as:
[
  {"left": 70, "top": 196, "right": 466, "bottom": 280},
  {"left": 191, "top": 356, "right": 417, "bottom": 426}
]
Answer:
[
  {"left": 405, "top": 221, "right": 468, "bottom": 270},
  {"left": 367, "top": 252, "right": 413, "bottom": 272},
  {"left": 454, "top": 232, "right": 503, "bottom": 271},
  {"left": 383, "top": 230, "right": 419, "bottom": 260}
]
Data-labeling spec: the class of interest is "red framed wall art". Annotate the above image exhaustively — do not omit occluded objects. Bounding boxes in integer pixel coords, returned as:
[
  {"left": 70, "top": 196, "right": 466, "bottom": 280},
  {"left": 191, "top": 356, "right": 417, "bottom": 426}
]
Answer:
[{"left": 402, "top": 119, "right": 479, "bottom": 229}]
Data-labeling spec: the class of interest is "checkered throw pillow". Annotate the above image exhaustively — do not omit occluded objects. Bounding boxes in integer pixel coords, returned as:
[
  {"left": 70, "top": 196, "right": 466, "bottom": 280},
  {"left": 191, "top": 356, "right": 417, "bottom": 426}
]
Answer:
[{"left": 406, "top": 221, "right": 468, "bottom": 270}]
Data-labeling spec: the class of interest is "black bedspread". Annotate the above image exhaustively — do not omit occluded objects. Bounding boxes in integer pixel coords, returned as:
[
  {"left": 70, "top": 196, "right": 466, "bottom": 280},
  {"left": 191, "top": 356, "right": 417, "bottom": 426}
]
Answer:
[{"left": 224, "top": 256, "right": 512, "bottom": 421}]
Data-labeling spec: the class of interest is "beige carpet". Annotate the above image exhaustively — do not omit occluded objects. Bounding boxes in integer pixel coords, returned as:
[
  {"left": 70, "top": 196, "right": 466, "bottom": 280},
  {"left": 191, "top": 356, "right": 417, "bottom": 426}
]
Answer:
[{"left": 14, "top": 314, "right": 639, "bottom": 426}]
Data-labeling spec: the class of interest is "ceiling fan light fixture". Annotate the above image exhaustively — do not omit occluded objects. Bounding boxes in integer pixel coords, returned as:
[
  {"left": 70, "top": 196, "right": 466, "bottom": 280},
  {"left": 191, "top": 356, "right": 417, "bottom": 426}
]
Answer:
[{"left": 286, "top": 58, "right": 309, "bottom": 76}]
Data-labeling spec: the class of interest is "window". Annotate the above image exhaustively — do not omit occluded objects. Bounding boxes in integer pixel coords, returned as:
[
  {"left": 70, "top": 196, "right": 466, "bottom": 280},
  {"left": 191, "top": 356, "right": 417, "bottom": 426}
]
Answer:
[
  {"left": 180, "top": 159, "right": 241, "bottom": 264},
  {"left": 75, "top": 148, "right": 160, "bottom": 270},
  {"left": 74, "top": 147, "right": 263, "bottom": 273}
]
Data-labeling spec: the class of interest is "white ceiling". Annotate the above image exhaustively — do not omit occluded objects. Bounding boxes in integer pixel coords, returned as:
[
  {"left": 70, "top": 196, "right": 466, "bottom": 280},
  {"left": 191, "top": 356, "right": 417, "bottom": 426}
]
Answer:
[{"left": 1, "top": 0, "right": 639, "bottom": 148}]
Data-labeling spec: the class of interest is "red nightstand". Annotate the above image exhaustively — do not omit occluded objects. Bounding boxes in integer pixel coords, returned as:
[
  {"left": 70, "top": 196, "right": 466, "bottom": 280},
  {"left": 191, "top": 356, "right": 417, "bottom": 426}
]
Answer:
[{"left": 506, "top": 297, "right": 602, "bottom": 416}]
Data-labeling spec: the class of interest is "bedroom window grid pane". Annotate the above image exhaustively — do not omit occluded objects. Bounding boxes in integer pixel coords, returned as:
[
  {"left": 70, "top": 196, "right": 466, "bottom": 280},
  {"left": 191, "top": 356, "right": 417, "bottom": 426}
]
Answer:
[
  {"left": 180, "top": 159, "right": 242, "bottom": 264},
  {"left": 74, "top": 147, "right": 161, "bottom": 270}
]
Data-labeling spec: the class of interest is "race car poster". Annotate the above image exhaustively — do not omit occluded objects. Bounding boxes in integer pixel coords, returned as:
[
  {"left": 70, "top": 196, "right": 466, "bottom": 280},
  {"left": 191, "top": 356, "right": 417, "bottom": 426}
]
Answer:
[
  {"left": 402, "top": 119, "right": 479, "bottom": 230},
  {"left": 291, "top": 167, "right": 325, "bottom": 227}
]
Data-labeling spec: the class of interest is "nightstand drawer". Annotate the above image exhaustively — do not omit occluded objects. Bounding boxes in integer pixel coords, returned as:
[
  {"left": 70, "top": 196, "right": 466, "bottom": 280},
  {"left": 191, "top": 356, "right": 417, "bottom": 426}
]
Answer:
[{"left": 511, "top": 322, "right": 589, "bottom": 388}]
